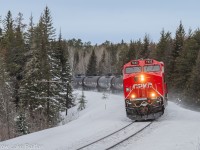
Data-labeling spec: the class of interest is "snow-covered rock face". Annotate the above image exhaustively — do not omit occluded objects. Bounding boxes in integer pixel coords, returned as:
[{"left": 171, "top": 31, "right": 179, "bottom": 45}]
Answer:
[{"left": 2, "top": 91, "right": 200, "bottom": 150}]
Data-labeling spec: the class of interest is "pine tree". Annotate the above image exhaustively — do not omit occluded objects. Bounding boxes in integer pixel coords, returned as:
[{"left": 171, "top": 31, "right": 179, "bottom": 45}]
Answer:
[
  {"left": 86, "top": 49, "right": 97, "bottom": 76},
  {"left": 153, "top": 30, "right": 172, "bottom": 61},
  {"left": 169, "top": 22, "right": 185, "bottom": 87},
  {"left": 20, "top": 7, "right": 58, "bottom": 128},
  {"left": 2, "top": 11, "right": 15, "bottom": 49},
  {"left": 73, "top": 50, "right": 79, "bottom": 73},
  {"left": 174, "top": 34, "right": 199, "bottom": 92},
  {"left": 1, "top": 11, "right": 27, "bottom": 112},
  {"left": 40, "top": 6, "right": 58, "bottom": 126},
  {"left": 152, "top": 30, "right": 173, "bottom": 84},
  {"left": 138, "top": 34, "right": 150, "bottom": 59},
  {"left": 173, "top": 22, "right": 185, "bottom": 60},
  {"left": 78, "top": 89, "right": 86, "bottom": 111},
  {"left": 25, "top": 14, "right": 34, "bottom": 45},
  {"left": 184, "top": 50, "right": 200, "bottom": 105},
  {"left": 107, "top": 44, "right": 118, "bottom": 74},
  {"left": 19, "top": 26, "right": 45, "bottom": 131},
  {"left": 98, "top": 50, "right": 106, "bottom": 75},
  {"left": 57, "top": 32, "right": 74, "bottom": 116},
  {"left": 16, "top": 100, "right": 29, "bottom": 136},
  {"left": 117, "top": 42, "right": 128, "bottom": 73},
  {"left": 0, "top": 52, "right": 15, "bottom": 140},
  {"left": 125, "top": 40, "right": 136, "bottom": 62},
  {"left": 102, "top": 91, "right": 108, "bottom": 100}
]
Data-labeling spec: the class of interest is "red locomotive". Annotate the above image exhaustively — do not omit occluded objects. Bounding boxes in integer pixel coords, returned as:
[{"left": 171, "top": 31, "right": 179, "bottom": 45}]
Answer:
[{"left": 123, "top": 59, "right": 168, "bottom": 120}]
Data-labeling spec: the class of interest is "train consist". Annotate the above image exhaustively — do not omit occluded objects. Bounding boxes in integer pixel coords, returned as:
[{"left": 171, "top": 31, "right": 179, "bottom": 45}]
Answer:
[
  {"left": 73, "top": 59, "right": 168, "bottom": 120},
  {"left": 73, "top": 74, "right": 123, "bottom": 93},
  {"left": 123, "top": 59, "right": 168, "bottom": 120}
]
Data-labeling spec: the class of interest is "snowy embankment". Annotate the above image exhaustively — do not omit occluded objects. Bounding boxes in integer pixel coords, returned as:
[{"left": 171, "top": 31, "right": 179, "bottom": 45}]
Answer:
[{"left": 1, "top": 90, "right": 200, "bottom": 150}]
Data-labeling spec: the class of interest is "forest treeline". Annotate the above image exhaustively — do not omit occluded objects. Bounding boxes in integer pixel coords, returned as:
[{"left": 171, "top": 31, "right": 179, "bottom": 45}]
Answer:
[{"left": 0, "top": 6, "right": 200, "bottom": 140}]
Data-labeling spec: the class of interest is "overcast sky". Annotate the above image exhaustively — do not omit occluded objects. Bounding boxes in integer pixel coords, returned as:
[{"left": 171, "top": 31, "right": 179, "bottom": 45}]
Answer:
[{"left": 0, "top": 0, "right": 200, "bottom": 44}]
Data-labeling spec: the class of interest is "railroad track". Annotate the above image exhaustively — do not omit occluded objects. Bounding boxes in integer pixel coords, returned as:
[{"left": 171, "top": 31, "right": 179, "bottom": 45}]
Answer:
[{"left": 77, "top": 121, "right": 153, "bottom": 150}]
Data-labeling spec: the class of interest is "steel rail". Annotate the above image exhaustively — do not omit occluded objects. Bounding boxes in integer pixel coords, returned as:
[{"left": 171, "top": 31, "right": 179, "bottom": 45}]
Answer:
[
  {"left": 106, "top": 121, "right": 153, "bottom": 150},
  {"left": 77, "top": 121, "right": 135, "bottom": 150}
]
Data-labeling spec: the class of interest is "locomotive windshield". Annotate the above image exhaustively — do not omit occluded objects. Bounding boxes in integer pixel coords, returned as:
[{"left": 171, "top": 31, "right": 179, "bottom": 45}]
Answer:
[
  {"left": 144, "top": 65, "right": 160, "bottom": 72},
  {"left": 125, "top": 66, "right": 141, "bottom": 74}
]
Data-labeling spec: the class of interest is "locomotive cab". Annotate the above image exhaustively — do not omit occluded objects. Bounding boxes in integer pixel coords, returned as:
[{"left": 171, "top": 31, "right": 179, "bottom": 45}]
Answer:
[{"left": 123, "top": 59, "right": 168, "bottom": 120}]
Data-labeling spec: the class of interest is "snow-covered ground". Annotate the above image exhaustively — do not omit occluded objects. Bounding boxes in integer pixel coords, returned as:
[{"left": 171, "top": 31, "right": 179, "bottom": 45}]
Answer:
[{"left": 1, "top": 90, "right": 200, "bottom": 150}]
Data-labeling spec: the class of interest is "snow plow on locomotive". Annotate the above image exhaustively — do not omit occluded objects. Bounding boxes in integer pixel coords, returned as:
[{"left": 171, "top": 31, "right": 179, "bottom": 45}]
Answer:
[{"left": 123, "top": 59, "right": 168, "bottom": 120}]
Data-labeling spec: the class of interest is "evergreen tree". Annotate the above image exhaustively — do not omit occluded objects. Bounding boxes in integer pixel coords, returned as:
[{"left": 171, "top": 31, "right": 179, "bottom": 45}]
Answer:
[
  {"left": 169, "top": 22, "right": 185, "bottom": 87},
  {"left": 0, "top": 52, "right": 15, "bottom": 140},
  {"left": 73, "top": 50, "right": 79, "bottom": 73},
  {"left": 117, "top": 42, "right": 128, "bottom": 73},
  {"left": 57, "top": 32, "right": 74, "bottom": 116},
  {"left": 173, "top": 22, "right": 185, "bottom": 60},
  {"left": 153, "top": 30, "right": 172, "bottom": 61},
  {"left": 135, "top": 39, "right": 143, "bottom": 59},
  {"left": 173, "top": 34, "right": 199, "bottom": 92},
  {"left": 98, "top": 50, "right": 106, "bottom": 75},
  {"left": 102, "top": 91, "right": 108, "bottom": 100},
  {"left": 125, "top": 40, "right": 136, "bottom": 62},
  {"left": 40, "top": 6, "right": 57, "bottom": 126},
  {"left": 25, "top": 14, "right": 34, "bottom": 45},
  {"left": 138, "top": 34, "right": 150, "bottom": 59},
  {"left": 184, "top": 50, "right": 200, "bottom": 105},
  {"left": 2, "top": 11, "right": 15, "bottom": 50},
  {"left": 2, "top": 11, "right": 27, "bottom": 111},
  {"left": 152, "top": 30, "right": 173, "bottom": 84},
  {"left": 19, "top": 26, "right": 45, "bottom": 131},
  {"left": 86, "top": 49, "right": 97, "bottom": 76},
  {"left": 78, "top": 89, "right": 86, "bottom": 111},
  {"left": 20, "top": 7, "right": 58, "bottom": 127},
  {"left": 107, "top": 44, "right": 118, "bottom": 74},
  {"left": 16, "top": 103, "right": 29, "bottom": 136}
]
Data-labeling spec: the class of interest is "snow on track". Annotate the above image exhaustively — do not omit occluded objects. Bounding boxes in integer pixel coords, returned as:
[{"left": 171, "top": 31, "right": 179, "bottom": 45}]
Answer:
[
  {"left": 114, "top": 101, "right": 200, "bottom": 150},
  {"left": 1, "top": 91, "right": 200, "bottom": 150}
]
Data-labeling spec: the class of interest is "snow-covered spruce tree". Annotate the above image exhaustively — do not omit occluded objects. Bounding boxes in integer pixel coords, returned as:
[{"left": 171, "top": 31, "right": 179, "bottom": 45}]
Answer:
[
  {"left": 184, "top": 50, "right": 200, "bottom": 106},
  {"left": 169, "top": 21, "right": 185, "bottom": 88},
  {"left": 78, "top": 89, "right": 86, "bottom": 111},
  {"left": 0, "top": 53, "right": 15, "bottom": 140},
  {"left": 20, "top": 6, "right": 59, "bottom": 129},
  {"left": 39, "top": 6, "right": 57, "bottom": 126},
  {"left": 137, "top": 34, "right": 150, "bottom": 59},
  {"left": 153, "top": 30, "right": 173, "bottom": 84},
  {"left": 15, "top": 101, "right": 29, "bottom": 136},
  {"left": 86, "top": 49, "right": 97, "bottom": 76},
  {"left": 56, "top": 31, "right": 74, "bottom": 116},
  {"left": 19, "top": 23, "right": 46, "bottom": 132},
  {"left": 125, "top": 40, "right": 136, "bottom": 63},
  {"left": 173, "top": 34, "right": 199, "bottom": 93},
  {"left": 98, "top": 50, "right": 106, "bottom": 75},
  {"left": 24, "top": 13, "right": 34, "bottom": 45},
  {"left": 102, "top": 91, "right": 108, "bottom": 100}
]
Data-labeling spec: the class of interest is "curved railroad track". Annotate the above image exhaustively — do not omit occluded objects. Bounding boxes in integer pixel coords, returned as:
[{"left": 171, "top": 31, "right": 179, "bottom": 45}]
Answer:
[{"left": 77, "top": 121, "right": 153, "bottom": 150}]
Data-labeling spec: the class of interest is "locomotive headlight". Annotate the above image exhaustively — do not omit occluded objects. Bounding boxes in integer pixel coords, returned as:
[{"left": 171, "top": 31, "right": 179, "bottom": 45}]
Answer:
[
  {"left": 140, "top": 75, "right": 145, "bottom": 82},
  {"left": 126, "top": 87, "right": 130, "bottom": 92},
  {"left": 151, "top": 92, "right": 156, "bottom": 98},
  {"left": 131, "top": 94, "right": 136, "bottom": 99}
]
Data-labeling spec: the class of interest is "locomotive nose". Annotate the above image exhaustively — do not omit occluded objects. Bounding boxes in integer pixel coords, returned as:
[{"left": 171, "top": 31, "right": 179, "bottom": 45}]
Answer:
[{"left": 134, "top": 74, "right": 146, "bottom": 82}]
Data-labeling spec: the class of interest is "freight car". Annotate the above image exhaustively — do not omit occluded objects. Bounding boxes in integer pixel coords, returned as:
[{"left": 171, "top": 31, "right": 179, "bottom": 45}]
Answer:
[{"left": 73, "top": 74, "right": 123, "bottom": 93}]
